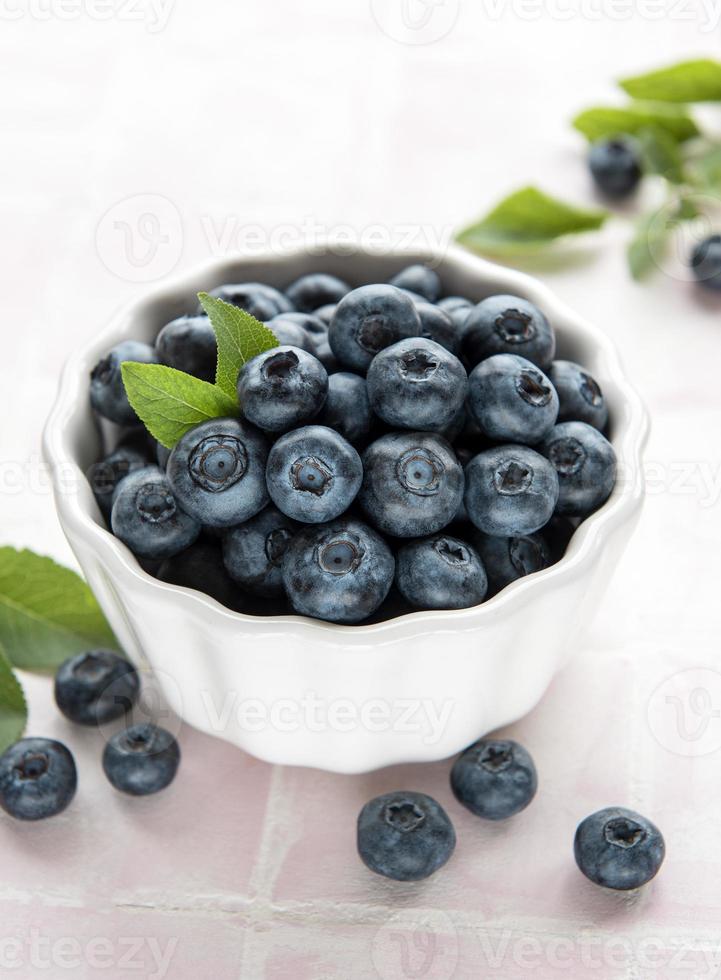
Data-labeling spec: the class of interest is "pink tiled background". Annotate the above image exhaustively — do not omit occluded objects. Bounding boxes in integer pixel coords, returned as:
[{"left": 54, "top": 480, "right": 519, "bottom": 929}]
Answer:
[{"left": 3, "top": 3, "right": 721, "bottom": 977}]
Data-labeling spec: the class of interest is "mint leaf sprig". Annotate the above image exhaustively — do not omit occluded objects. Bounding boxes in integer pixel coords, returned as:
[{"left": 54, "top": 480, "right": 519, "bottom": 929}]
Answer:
[
  {"left": 121, "top": 294, "right": 279, "bottom": 450},
  {"left": 0, "top": 547, "right": 123, "bottom": 751},
  {"left": 457, "top": 57, "right": 721, "bottom": 283}
]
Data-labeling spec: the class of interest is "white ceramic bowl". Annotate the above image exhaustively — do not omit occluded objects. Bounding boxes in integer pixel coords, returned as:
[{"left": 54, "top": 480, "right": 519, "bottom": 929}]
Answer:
[{"left": 43, "top": 244, "right": 648, "bottom": 774}]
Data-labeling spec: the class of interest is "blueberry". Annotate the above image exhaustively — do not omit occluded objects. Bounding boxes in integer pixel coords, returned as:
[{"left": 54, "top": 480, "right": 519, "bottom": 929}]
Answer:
[
  {"left": 102, "top": 723, "right": 180, "bottom": 796},
  {"left": 112, "top": 466, "right": 201, "bottom": 559},
  {"left": 88, "top": 446, "right": 148, "bottom": 520},
  {"left": 467, "top": 354, "right": 559, "bottom": 444},
  {"left": 156, "top": 314, "right": 217, "bottom": 383},
  {"left": 437, "top": 295, "right": 473, "bottom": 316},
  {"left": 462, "top": 295, "right": 555, "bottom": 370},
  {"left": 360, "top": 433, "right": 464, "bottom": 538},
  {"left": 464, "top": 446, "right": 559, "bottom": 536},
  {"left": 205, "top": 282, "right": 293, "bottom": 318},
  {"left": 541, "top": 421, "right": 616, "bottom": 517},
  {"left": 167, "top": 418, "right": 269, "bottom": 528},
  {"left": 238, "top": 346, "right": 328, "bottom": 433},
  {"left": 547, "top": 360, "right": 608, "bottom": 430},
  {"left": 395, "top": 535, "right": 487, "bottom": 609},
  {"left": 54, "top": 650, "right": 139, "bottom": 726},
  {"left": 389, "top": 264, "right": 442, "bottom": 303},
  {"left": 366, "top": 338, "right": 468, "bottom": 432},
  {"left": 266, "top": 425, "right": 362, "bottom": 523},
  {"left": 272, "top": 311, "right": 328, "bottom": 342},
  {"left": 0, "top": 738, "right": 77, "bottom": 820},
  {"left": 317, "top": 372, "right": 373, "bottom": 444},
  {"left": 415, "top": 302, "right": 460, "bottom": 355},
  {"left": 470, "top": 530, "right": 551, "bottom": 594},
  {"left": 157, "top": 538, "right": 246, "bottom": 612},
  {"left": 285, "top": 273, "right": 351, "bottom": 312},
  {"left": 223, "top": 506, "right": 299, "bottom": 597},
  {"left": 312, "top": 337, "right": 341, "bottom": 374},
  {"left": 90, "top": 340, "right": 159, "bottom": 424},
  {"left": 156, "top": 440, "right": 170, "bottom": 470},
  {"left": 690, "top": 234, "right": 721, "bottom": 291},
  {"left": 357, "top": 791, "right": 455, "bottom": 881},
  {"left": 282, "top": 518, "right": 394, "bottom": 623},
  {"left": 589, "top": 138, "right": 642, "bottom": 198},
  {"left": 450, "top": 738, "right": 537, "bottom": 820},
  {"left": 265, "top": 316, "right": 314, "bottom": 353},
  {"left": 328, "top": 284, "right": 421, "bottom": 372},
  {"left": 574, "top": 807, "right": 665, "bottom": 890}
]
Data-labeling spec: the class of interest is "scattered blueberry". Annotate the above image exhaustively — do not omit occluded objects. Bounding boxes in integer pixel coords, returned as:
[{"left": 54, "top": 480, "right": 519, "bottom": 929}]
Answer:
[
  {"left": 112, "top": 466, "right": 201, "bottom": 559},
  {"left": 54, "top": 650, "right": 139, "bottom": 726},
  {"left": 541, "top": 421, "right": 616, "bottom": 517},
  {"left": 0, "top": 738, "right": 77, "bottom": 821},
  {"left": 238, "top": 346, "right": 328, "bottom": 433},
  {"left": 574, "top": 806, "right": 665, "bottom": 890},
  {"left": 468, "top": 353, "right": 559, "bottom": 444},
  {"left": 167, "top": 418, "right": 269, "bottom": 528},
  {"left": 317, "top": 372, "right": 373, "bottom": 445},
  {"left": 690, "top": 234, "right": 721, "bottom": 291},
  {"left": 156, "top": 315, "right": 217, "bottom": 383},
  {"left": 464, "top": 445, "right": 559, "bottom": 536},
  {"left": 88, "top": 446, "right": 148, "bottom": 520},
  {"left": 223, "top": 506, "right": 298, "bottom": 597},
  {"left": 589, "top": 137, "right": 642, "bottom": 198},
  {"left": 282, "top": 518, "right": 394, "bottom": 623},
  {"left": 357, "top": 791, "right": 456, "bottom": 881},
  {"left": 102, "top": 723, "right": 180, "bottom": 796},
  {"left": 471, "top": 530, "right": 551, "bottom": 594},
  {"left": 266, "top": 425, "right": 362, "bottom": 523},
  {"left": 366, "top": 338, "right": 468, "bottom": 432},
  {"left": 90, "top": 340, "right": 159, "bottom": 425},
  {"left": 360, "top": 432, "right": 464, "bottom": 538},
  {"left": 205, "top": 282, "right": 293, "bottom": 318},
  {"left": 395, "top": 535, "right": 487, "bottom": 609},
  {"left": 389, "top": 263, "right": 442, "bottom": 303},
  {"left": 547, "top": 360, "right": 608, "bottom": 431},
  {"left": 329, "top": 284, "right": 421, "bottom": 372},
  {"left": 451, "top": 738, "right": 537, "bottom": 820},
  {"left": 285, "top": 273, "right": 351, "bottom": 312},
  {"left": 462, "top": 295, "right": 555, "bottom": 370}
]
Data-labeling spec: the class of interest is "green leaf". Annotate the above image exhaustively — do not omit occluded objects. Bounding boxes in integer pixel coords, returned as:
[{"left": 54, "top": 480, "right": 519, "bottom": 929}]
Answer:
[
  {"left": 637, "top": 127, "right": 684, "bottom": 183},
  {"left": 0, "top": 548, "right": 117, "bottom": 670},
  {"left": 121, "top": 363, "right": 239, "bottom": 450},
  {"left": 690, "top": 143, "right": 721, "bottom": 189},
  {"left": 0, "top": 643, "right": 26, "bottom": 752},
  {"left": 620, "top": 59, "right": 721, "bottom": 103},
  {"left": 456, "top": 186, "right": 607, "bottom": 256},
  {"left": 198, "top": 293, "right": 278, "bottom": 398},
  {"left": 572, "top": 103, "right": 699, "bottom": 143},
  {"left": 627, "top": 210, "right": 668, "bottom": 281}
]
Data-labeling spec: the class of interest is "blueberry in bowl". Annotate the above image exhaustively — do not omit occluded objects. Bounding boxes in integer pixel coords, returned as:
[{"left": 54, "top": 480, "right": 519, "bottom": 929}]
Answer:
[{"left": 44, "top": 245, "right": 647, "bottom": 772}]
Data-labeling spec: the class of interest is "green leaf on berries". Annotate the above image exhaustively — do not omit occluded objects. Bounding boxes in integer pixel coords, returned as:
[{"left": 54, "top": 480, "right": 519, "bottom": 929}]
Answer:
[
  {"left": 0, "top": 548, "right": 117, "bottom": 670},
  {"left": 637, "top": 127, "right": 684, "bottom": 183},
  {"left": 620, "top": 59, "right": 721, "bottom": 104},
  {"left": 456, "top": 186, "right": 607, "bottom": 256},
  {"left": 690, "top": 143, "right": 721, "bottom": 190},
  {"left": 121, "top": 362, "right": 239, "bottom": 450},
  {"left": 198, "top": 292, "right": 279, "bottom": 398},
  {"left": 627, "top": 210, "right": 668, "bottom": 281},
  {"left": 572, "top": 103, "right": 698, "bottom": 143},
  {"left": 0, "top": 643, "right": 26, "bottom": 751}
]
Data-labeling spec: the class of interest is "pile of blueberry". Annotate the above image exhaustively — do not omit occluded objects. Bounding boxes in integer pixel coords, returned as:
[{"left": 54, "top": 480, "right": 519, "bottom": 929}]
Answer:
[
  {"left": 0, "top": 650, "right": 179, "bottom": 821},
  {"left": 357, "top": 738, "right": 666, "bottom": 890},
  {"left": 89, "top": 265, "right": 617, "bottom": 624}
]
